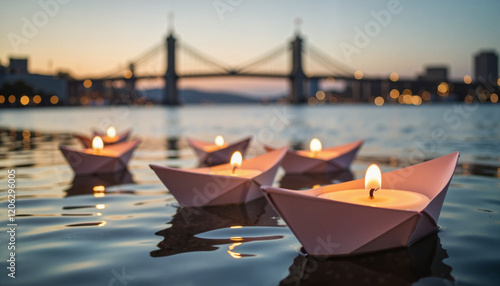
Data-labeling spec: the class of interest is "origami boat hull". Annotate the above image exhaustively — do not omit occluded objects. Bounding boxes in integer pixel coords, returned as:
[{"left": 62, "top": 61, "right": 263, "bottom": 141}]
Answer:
[
  {"left": 75, "top": 130, "right": 131, "bottom": 148},
  {"left": 59, "top": 140, "right": 140, "bottom": 175},
  {"left": 150, "top": 147, "right": 287, "bottom": 207},
  {"left": 187, "top": 136, "right": 251, "bottom": 167},
  {"left": 267, "top": 140, "right": 363, "bottom": 174},
  {"left": 261, "top": 152, "right": 459, "bottom": 256}
]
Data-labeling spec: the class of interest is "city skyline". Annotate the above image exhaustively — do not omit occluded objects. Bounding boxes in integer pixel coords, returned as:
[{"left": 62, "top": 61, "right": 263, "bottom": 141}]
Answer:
[{"left": 1, "top": 0, "right": 499, "bottom": 95}]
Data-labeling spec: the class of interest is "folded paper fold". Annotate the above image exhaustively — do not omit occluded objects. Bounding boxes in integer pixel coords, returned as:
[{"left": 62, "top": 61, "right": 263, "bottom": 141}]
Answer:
[
  {"left": 261, "top": 152, "right": 459, "bottom": 256},
  {"left": 266, "top": 140, "right": 363, "bottom": 174},
  {"left": 59, "top": 140, "right": 140, "bottom": 175},
  {"left": 187, "top": 136, "right": 251, "bottom": 167},
  {"left": 150, "top": 147, "right": 287, "bottom": 207}
]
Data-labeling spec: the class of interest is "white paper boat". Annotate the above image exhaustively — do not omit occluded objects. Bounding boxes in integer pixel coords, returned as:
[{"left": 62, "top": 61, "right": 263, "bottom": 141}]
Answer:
[
  {"left": 59, "top": 140, "right": 140, "bottom": 175},
  {"left": 187, "top": 136, "right": 251, "bottom": 167},
  {"left": 75, "top": 129, "right": 131, "bottom": 148},
  {"left": 266, "top": 140, "right": 363, "bottom": 174},
  {"left": 261, "top": 152, "right": 459, "bottom": 256},
  {"left": 150, "top": 147, "right": 287, "bottom": 207}
]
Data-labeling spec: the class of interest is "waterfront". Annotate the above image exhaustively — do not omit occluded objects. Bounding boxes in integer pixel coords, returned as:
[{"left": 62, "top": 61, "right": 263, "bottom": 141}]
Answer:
[{"left": 0, "top": 104, "right": 499, "bottom": 285}]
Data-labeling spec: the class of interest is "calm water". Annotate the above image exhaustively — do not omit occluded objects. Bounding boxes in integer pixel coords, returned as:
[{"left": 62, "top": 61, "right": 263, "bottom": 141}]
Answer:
[{"left": 0, "top": 104, "right": 499, "bottom": 286}]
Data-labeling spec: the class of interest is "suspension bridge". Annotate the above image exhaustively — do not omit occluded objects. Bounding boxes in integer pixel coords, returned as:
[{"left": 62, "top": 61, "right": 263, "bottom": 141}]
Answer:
[{"left": 74, "top": 26, "right": 372, "bottom": 105}]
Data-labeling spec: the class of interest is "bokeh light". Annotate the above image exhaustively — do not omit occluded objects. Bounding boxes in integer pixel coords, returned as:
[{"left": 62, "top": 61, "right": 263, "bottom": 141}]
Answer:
[
  {"left": 389, "top": 72, "right": 399, "bottom": 82},
  {"left": 374, "top": 96, "right": 384, "bottom": 106},
  {"left": 463, "top": 75, "right": 472, "bottom": 84},
  {"left": 389, "top": 89, "right": 399, "bottom": 99},
  {"left": 354, "top": 70, "right": 363, "bottom": 80}
]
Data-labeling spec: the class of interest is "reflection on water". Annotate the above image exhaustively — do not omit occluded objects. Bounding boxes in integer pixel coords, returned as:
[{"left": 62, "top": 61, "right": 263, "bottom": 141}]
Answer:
[
  {"left": 280, "top": 234, "right": 453, "bottom": 286},
  {"left": 0, "top": 105, "right": 499, "bottom": 285},
  {"left": 151, "top": 198, "right": 281, "bottom": 257}
]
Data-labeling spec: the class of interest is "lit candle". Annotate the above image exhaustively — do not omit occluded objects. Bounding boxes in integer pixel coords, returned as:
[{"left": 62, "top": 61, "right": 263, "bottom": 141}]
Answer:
[
  {"left": 318, "top": 164, "right": 430, "bottom": 211},
  {"left": 215, "top": 135, "right": 224, "bottom": 148},
  {"left": 92, "top": 136, "right": 103, "bottom": 154},
  {"left": 107, "top": 126, "right": 116, "bottom": 139},
  {"left": 208, "top": 151, "right": 262, "bottom": 178},
  {"left": 203, "top": 135, "right": 228, "bottom": 152},
  {"left": 297, "top": 138, "right": 338, "bottom": 159}
]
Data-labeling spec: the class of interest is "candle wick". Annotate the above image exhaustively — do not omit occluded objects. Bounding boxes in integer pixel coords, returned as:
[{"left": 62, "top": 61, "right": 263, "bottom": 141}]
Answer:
[
  {"left": 232, "top": 165, "right": 237, "bottom": 174},
  {"left": 369, "top": 188, "right": 379, "bottom": 200}
]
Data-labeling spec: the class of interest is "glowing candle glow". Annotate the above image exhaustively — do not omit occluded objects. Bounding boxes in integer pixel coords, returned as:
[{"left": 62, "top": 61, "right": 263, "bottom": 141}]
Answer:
[
  {"left": 230, "top": 151, "right": 242, "bottom": 174},
  {"left": 215, "top": 135, "right": 224, "bottom": 148},
  {"left": 310, "top": 138, "right": 322, "bottom": 156},
  {"left": 92, "top": 136, "right": 103, "bottom": 154},
  {"left": 107, "top": 126, "right": 116, "bottom": 138},
  {"left": 319, "top": 164, "right": 430, "bottom": 211}
]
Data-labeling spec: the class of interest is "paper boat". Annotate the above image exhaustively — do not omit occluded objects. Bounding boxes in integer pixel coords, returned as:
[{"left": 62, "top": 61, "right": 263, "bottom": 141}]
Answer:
[
  {"left": 261, "top": 152, "right": 459, "bottom": 256},
  {"left": 59, "top": 140, "right": 140, "bottom": 175},
  {"left": 281, "top": 233, "right": 453, "bottom": 285},
  {"left": 150, "top": 147, "right": 287, "bottom": 207},
  {"left": 74, "top": 129, "right": 131, "bottom": 148},
  {"left": 279, "top": 170, "right": 354, "bottom": 190},
  {"left": 266, "top": 140, "right": 363, "bottom": 174},
  {"left": 186, "top": 136, "right": 251, "bottom": 167}
]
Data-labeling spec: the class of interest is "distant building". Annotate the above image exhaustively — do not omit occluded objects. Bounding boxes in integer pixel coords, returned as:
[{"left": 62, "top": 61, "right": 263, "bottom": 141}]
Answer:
[
  {"left": 474, "top": 51, "right": 498, "bottom": 83},
  {"left": 0, "top": 57, "right": 67, "bottom": 102},
  {"left": 424, "top": 66, "right": 448, "bottom": 82},
  {"left": 8, "top": 58, "right": 28, "bottom": 74}
]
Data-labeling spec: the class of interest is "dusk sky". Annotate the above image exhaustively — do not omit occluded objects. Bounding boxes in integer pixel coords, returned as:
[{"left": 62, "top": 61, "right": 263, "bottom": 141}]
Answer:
[{"left": 1, "top": 0, "right": 499, "bottom": 94}]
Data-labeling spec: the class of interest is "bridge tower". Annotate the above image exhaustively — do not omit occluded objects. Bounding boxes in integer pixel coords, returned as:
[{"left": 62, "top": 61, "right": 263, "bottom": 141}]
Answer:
[
  {"left": 125, "top": 63, "right": 136, "bottom": 95},
  {"left": 164, "top": 33, "right": 179, "bottom": 105},
  {"left": 289, "top": 34, "right": 307, "bottom": 104}
]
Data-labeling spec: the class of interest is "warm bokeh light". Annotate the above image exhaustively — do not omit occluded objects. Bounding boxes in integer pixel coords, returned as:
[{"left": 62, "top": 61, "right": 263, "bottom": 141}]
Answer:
[
  {"left": 107, "top": 126, "right": 116, "bottom": 138},
  {"left": 389, "top": 89, "right": 399, "bottom": 99},
  {"left": 22, "top": 130, "right": 30, "bottom": 138},
  {"left": 354, "top": 70, "right": 364, "bottom": 80},
  {"left": 402, "top": 89, "right": 412, "bottom": 95},
  {"left": 491, "top": 93, "right": 498, "bottom": 103},
  {"left": 389, "top": 72, "right": 399, "bottom": 82},
  {"left": 307, "top": 97, "right": 317, "bottom": 106},
  {"left": 374, "top": 96, "right": 384, "bottom": 106},
  {"left": 50, "top": 95, "right": 59, "bottom": 104},
  {"left": 464, "top": 94, "right": 474, "bottom": 104},
  {"left": 96, "top": 204, "right": 106, "bottom": 209},
  {"left": 310, "top": 138, "right": 322, "bottom": 153},
  {"left": 497, "top": 78, "right": 500, "bottom": 86},
  {"left": 215, "top": 135, "right": 224, "bottom": 147},
  {"left": 365, "top": 164, "right": 382, "bottom": 190},
  {"left": 397, "top": 94, "right": 405, "bottom": 104},
  {"left": 8, "top": 95, "right": 16, "bottom": 103},
  {"left": 92, "top": 136, "right": 104, "bottom": 151},
  {"left": 421, "top": 91, "right": 431, "bottom": 101},
  {"left": 124, "top": 70, "right": 133, "bottom": 79},
  {"left": 315, "top": 90, "right": 325, "bottom": 100},
  {"left": 0, "top": 95, "right": 4, "bottom": 104},
  {"left": 403, "top": 94, "right": 412, "bottom": 104},
  {"left": 463, "top": 75, "right": 472, "bottom": 84},
  {"left": 83, "top": 79, "right": 93, "bottom": 88},
  {"left": 437, "top": 82, "right": 449, "bottom": 96},
  {"left": 20, "top": 95, "right": 29, "bottom": 105},
  {"left": 33, "top": 95, "right": 41, "bottom": 104},
  {"left": 230, "top": 151, "right": 242, "bottom": 169},
  {"left": 411, "top": 95, "right": 422, "bottom": 105}
]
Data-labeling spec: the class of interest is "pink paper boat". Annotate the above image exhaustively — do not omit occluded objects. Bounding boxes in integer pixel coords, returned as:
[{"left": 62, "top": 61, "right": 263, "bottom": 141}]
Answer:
[
  {"left": 75, "top": 129, "right": 131, "bottom": 148},
  {"left": 261, "top": 152, "right": 459, "bottom": 256},
  {"left": 59, "top": 140, "right": 140, "bottom": 175},
  {"left": 266, "top": 140, "right": 364, "bottom": 174},
  {"left": 186, "top": 136, "right": 252, "bottom": 167},
  {"left": 150, "top": 147, "right": 287, "bottom": 207}
]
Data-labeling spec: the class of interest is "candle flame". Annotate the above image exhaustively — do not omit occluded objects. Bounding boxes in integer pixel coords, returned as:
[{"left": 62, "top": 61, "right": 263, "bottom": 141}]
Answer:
[
  {"left": 310, "top": 138, "right": 322, "bottom": 153},
  {"left": 215, "top": 135, "right": 224, "bottom": 147},
  {"left": 107, "top": 126, "right": 116, "bottom": 138},
  {"left": 365, "top": 164, "right": 382, "bottom": 190},
  {"left": 92, "top": 136, "right": 104, "bottom": 151},
  {"left": 230, "top": 151, "right": 242, "bottom": 170}
]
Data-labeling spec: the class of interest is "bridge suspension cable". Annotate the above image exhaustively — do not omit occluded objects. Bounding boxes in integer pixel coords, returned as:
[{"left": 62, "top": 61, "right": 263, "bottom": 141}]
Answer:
[
  {"left": 179, "top": 41, "right": 231, "bottom": 74},
  {"left": 306, "top": 42, "right": 356, "bottom": 77},
  {"left": 235, "top": 43, "right": 289, "bottom": 74}
]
